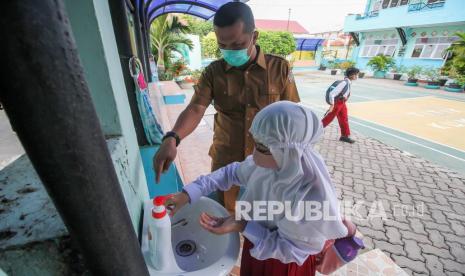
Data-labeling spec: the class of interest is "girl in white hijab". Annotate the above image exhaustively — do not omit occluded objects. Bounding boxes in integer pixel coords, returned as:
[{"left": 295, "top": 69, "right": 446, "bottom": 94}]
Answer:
[{"left": 168, "top": 101, "right": 350, "bottom": 276}]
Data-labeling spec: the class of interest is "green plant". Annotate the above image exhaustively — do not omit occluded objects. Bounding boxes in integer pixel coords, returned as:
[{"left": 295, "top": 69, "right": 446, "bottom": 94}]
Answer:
[
  {"left": 201, "top": 32, "right": 221, "bottom": 58},
  {"left": 423, "top": 67, "right": 440, "bottom": 82},
  {"left": 200, "top": 30, "right": 296, "bottom": 59},
  {"left": 442, "top": 32, "right": 465, "bottom": 83},
  {"left": 367, "top": 55, "right": 395, "bottom": 72},
  {"left": 406, "top": 66, "right": 423, "bottom": 80},
  {"left": 159, "top": 71, "right": 174, "bottom": 81},
  {"left": 338, "top": 60, "right": 356, "bottom": 71},
  {"left": 256, "top": 30, "right": 296, "bottom": 56},
  {"left": 191, "top": 69, "right": 203, "bottom": 83},
  {"left": 391, "top": 65, "right": 406, "bottom": 73},
  {"left": 150, "top": 15, "right": 193, "bottom": 78},
  {"left": 181, "top": 15, "right": 213, "bottom": 37},
  {"left": 167, "top": 59, "right": 189, "bottom": 78},
  {"left": 456, "top": 75, "right": 465, "bottom": 86},
  {"left": 327, "top": 61, "right": 339, "bottom": 70}
]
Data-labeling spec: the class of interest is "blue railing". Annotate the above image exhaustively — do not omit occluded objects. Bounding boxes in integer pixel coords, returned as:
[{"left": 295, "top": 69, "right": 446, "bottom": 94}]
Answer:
[
  {"left": 355, "top": 0, "right": 446, "bottom": 20},
  {"left": 408, "top": 0, "right": 445, "bottom": 12},
  {"left": 355, "top": 10, "right": 379, "bottom": 20}
]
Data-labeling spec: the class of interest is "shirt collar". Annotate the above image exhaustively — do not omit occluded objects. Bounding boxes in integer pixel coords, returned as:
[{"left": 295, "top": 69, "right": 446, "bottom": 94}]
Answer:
[
  {"left": 223, "top": 45, "right": 267, "bottom": 72},
  {"left": 344, "top": 77, "right": 352, "bottom": 84}
]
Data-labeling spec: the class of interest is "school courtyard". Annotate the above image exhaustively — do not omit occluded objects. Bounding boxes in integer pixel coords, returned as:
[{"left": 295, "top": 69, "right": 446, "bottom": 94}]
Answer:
[
  {"left": 155, "top": 70, "right": 465, "bottom": 275},
  {"left": 1, "top": 71, "right": 465, "bottom": 275}
]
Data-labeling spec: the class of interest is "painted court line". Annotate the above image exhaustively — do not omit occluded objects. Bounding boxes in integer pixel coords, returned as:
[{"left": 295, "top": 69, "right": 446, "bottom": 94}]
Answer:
[
  {"left": 350, "top": 94, "right": 377, "bottom": 100},
  {"left": 350, "top": 116, "right": 465, "bottom": 156},
  {"left": 348, "top": 96, "right": 432, "bottom": 105},
  {"left": 350, "top": 120, "right": 465, "bottom": 163},
  {"left": 301, "top": 103, "right": 465, "bottom": 163},
  {"left": 347, "top": 98, "right": 465, "bottom": 154}
]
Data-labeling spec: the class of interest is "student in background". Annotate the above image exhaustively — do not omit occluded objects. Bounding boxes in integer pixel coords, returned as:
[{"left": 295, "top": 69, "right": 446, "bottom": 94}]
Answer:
[{"left": 322, "top": 67, "right": 359, "bottom": 144}]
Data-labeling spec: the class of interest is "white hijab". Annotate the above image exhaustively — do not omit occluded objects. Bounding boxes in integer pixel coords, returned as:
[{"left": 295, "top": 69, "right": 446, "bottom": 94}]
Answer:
[{"left": 237, "top": 101, "right": 348, "bottom": 250}]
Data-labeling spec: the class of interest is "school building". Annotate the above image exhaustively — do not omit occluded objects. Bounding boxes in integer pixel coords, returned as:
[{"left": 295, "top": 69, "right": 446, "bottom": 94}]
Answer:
[
  {"left": 308, "top": 30, "right": 354, "bottom": 61},
  {"left": 344, "top": 0, "right": 465, "bottom": 70}
]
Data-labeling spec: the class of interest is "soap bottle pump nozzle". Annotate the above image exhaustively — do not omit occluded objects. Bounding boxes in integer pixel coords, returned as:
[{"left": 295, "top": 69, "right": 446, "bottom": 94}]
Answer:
[{"left": 152, "top": 195, "right": 174, "bottom": 219}]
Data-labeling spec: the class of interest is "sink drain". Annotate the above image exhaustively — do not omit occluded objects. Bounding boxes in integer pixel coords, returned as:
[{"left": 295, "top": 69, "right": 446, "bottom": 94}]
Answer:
[{"left": 176, "top": 240, "right": 197, "bottom": 257}]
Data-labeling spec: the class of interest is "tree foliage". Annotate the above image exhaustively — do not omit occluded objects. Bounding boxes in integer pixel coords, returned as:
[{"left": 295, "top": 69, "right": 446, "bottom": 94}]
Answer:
[
  {"left": 181, "top": 15, "right": 214, "bottom": 37},
  {"left": 201, "top": 32, "right": 221, "bottom": 58},
  {"left": 256, "top": 30, "right": 296, "bottom": 57},
  {"left": 443, "top": 32, "right": 465, "bottom": 85},
  {"left": 200, "top": 30, "right": 296, "bottom": 59},
  {"left": 150, "top": 15, "right": 193, "bottom": 77}
]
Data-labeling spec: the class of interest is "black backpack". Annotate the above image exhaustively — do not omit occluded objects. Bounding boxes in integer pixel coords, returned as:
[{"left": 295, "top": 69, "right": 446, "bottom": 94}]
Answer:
[{"left": 325, "top": 80, "right": 349, "bottom": 105}]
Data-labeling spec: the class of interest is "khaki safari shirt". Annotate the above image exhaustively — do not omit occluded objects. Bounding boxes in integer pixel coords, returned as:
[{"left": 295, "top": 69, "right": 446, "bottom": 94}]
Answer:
[{"left": 191, "top": 47, "right": 300, "bottom": 168}]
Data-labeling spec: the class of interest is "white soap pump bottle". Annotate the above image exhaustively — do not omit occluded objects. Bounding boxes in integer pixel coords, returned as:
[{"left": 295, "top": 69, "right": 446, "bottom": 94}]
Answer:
[{"left": 149, "top": 195, "right": 183, "bottom": 273}]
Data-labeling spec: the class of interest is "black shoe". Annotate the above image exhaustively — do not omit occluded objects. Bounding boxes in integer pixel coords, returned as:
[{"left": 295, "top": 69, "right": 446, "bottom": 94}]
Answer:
[{"left": 340, "top": 136, "right": 355, "bottom": 144}]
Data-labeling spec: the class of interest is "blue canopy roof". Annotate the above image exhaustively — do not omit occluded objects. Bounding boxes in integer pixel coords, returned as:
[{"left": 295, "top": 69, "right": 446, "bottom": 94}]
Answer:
[
  {"left": 143, "top": 0, "right": 248, "bottom": 24},
  {"left": 295, "top": 38, "right": 324, "bottom": 51}
]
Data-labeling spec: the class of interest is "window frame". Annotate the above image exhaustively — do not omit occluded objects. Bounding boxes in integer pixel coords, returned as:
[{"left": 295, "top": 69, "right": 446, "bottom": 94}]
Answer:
[
  {"left": 360, "top": 38, "right": 399, "bottom": 58},
  {"left": 410, "top": 36, "right": 458, "bottom": 60}
]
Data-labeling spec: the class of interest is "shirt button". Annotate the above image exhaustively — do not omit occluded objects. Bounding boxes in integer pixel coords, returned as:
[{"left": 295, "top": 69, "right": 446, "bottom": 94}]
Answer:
[
  {"left": 224, "top": 91, "right": 227, "bottom": 94},
  {"left": 247, "top": 104, "right": 251, "bottom": 107}
]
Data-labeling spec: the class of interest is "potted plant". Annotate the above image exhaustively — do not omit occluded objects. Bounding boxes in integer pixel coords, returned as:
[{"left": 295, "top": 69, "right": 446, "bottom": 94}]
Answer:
[
  {"left": 438, "top": 76, "right": 448, "bottom": 86},
  {"left": 391, "top": 65, "right": 406, "bottom": 80},
  {"left": 423, "top": 67, "right": 441, "bottom": 89},
  {"left": 338, "top": 60, "right": 356, "bottom": 75},
  {"left": 319, "top": 63, "right": 327, "bottom": 71},
  {"left": 328, "top": 61, "right": 338, "bottom": 75},
  {"left": 367, "top": 55, "right": 395, "bottom": 79},
  {"left": 445, "top": 68, "right": 465, "bottom": 92},
  {"left": 190, "top": 69, "right": 203, "bottom": 85},
  {"left": 405, "top": 66, "right": 422, "bottom": 86},
  {"left": 358, "top": 71, "right": 365, "bottom": 78},
  {"left": 445, "top": 81, "right": 464, "bottom": 92}
]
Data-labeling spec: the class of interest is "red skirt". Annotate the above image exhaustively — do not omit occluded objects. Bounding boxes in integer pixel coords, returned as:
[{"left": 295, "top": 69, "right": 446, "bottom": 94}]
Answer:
[{"left": 240, "top": 238, "right": 316, "bottom": 276}]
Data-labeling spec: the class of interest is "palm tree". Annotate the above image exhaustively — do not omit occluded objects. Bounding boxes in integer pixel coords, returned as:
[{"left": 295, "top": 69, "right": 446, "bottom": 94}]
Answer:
[
  {"left": 445, "top": 32, "right": 465, "bottom": 82},
  {"left": 150, "top": 15, "right": 193, "bottom": 78}
]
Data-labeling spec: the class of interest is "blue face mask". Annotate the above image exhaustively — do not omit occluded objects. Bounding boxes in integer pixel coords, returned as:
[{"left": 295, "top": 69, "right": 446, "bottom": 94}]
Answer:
[{"left": 220, "top": 39, "right": 253, "bottom": 67}]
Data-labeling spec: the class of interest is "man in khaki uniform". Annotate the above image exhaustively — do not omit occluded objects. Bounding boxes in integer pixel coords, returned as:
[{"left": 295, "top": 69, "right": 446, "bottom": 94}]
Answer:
[{"left": 154, "top": 2, "right": 300, "bottom": 214}]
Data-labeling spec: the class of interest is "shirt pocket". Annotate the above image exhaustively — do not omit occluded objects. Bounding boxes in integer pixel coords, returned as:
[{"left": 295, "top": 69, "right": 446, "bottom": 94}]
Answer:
[
  {"left": 213, "top": 89, "right": 234, "bottom": 111},
  {"left": 259, "top": 83, "right": 281, "bottom": 106}
]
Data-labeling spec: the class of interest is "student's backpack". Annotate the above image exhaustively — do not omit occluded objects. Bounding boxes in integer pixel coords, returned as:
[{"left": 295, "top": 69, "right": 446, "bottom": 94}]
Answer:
[
  {"left": 325, "top": 80, "right": 349, "bottom": 105},
  {"left": 315, "top": 219, "right": 365, "bottom": 274}
]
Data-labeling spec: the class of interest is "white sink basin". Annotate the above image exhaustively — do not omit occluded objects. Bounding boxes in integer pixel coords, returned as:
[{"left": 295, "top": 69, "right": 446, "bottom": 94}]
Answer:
[{"left": 141, "top": 196, "right": 240, "bottom": 276}]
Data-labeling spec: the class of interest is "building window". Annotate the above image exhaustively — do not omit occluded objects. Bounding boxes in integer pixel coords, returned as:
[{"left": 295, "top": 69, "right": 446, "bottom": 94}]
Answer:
[
  {"left": 410, "top": 36, "right": 458, "bottom": 59},
  {"left": 411, "top": 45, "right": 423, "bottom": 58},
  {"left": 360, "top": 38, "right": 399, "bottom": 58},
  {"left": 381, "top": 0, "right": 408, "bottom": 8}
]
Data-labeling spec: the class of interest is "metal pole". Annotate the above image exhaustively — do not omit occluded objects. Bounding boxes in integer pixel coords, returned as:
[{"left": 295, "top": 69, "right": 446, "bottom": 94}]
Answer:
[
  {"left": 141, "top": 8, "right": 153, "bottom": 82},
  {"left": 109, "top": 0, "right": 149, "bottom": 146},
  {"left": 345, "top": 35, "right": 352, "bottom": 60},
  {"left": 286, "top": 8, "right": 291, "bottom": 31},
  {"left": 144, "top": 25, "right": 153, "bottom": 82},
  {"left": 134, "top": 4, "right": 151, "bottom": 82},
  {"left": 0, "top": 1, "right": 149, "bottom": 275}
]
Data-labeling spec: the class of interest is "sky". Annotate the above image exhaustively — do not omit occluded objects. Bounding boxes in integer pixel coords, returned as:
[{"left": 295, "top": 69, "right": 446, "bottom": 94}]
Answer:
[{"left": 247, "top": 0, "right": 367, "bottom": 33}]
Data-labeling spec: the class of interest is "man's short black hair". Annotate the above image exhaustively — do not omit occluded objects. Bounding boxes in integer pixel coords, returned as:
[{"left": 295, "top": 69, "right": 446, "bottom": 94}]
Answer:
[
  {"left": 213, "top": 2, "right": 255, "bottom": 33},
  {"left": 345, "top": 67, "right": 360, "bottom": 77}
]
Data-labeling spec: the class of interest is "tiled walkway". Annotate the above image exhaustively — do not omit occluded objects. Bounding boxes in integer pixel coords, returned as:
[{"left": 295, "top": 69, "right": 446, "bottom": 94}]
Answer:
[{"left": 157, "top": 81, "right": 465, "bottom": 275}]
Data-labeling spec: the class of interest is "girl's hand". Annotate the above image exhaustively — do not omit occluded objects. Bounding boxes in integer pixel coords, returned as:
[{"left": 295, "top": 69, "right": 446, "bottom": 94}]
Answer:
[
  {"left": 199, "top": 212, "right": 247, "bottom": 234},
  {"left": 164, "top": 191, "right": 190, "bottom": 216}
]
